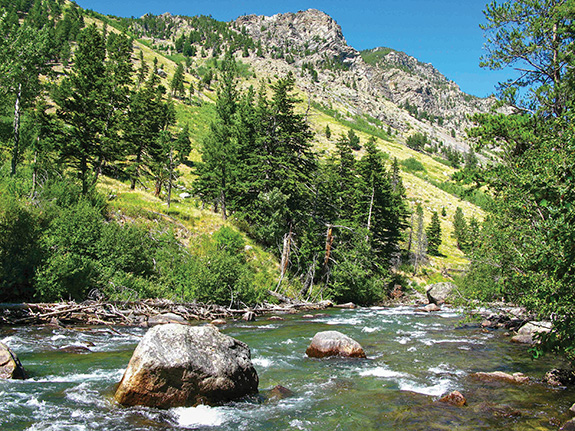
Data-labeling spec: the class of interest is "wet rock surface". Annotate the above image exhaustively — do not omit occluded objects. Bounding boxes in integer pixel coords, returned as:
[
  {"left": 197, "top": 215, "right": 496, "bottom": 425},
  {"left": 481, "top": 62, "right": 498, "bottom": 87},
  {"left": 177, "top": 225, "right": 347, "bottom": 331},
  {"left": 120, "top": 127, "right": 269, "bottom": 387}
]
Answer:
[
  {"left": 305, "top": 330, "right": 366, "bottom": 358},
  {"left": 0, "top": 342, "right": 26, "bottom": 379},
  {"left": 115, "top": 324, "right": 258, "bottom": 408}
]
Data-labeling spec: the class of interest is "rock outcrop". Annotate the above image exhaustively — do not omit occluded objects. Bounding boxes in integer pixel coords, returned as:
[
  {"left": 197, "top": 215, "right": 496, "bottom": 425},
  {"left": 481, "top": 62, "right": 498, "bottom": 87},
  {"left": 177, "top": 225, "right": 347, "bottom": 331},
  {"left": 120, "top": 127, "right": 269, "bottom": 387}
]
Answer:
[
  {"left": 511, "top": 321, "right": 552, "bottom": 344},
  {"left": 305, "top": 330, "right": 366, "bottom": 358},
  {"left": 0, "top": 342, "right": 26, "bottom": 379},
  {"left": 426, "top": 282, "right": 456, "bottom": 305},
  {"left": 115, "top": 324, "right": 258, "bottom": 408}
]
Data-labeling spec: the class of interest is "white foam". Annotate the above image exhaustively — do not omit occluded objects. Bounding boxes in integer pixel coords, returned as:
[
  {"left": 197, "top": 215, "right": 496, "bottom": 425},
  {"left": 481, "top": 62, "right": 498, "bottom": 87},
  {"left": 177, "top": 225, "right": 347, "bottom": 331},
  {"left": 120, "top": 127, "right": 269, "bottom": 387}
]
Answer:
[
  {"left": 281, "top": 339, "right": 294, "bottom": 345},
  {"left": 172, "top": 405, "right": 227, "bottom": 428},
  {"left": 361, "top": 327, "right": 379, "bottom": 333},
  {"left": 360, "top": 367, "right": 409, "bottom": 379},
  {"left": 398, "top": 378, "right": 452, "bottom": 396},
  {"left": 428, "top": 364, "right": 466, "bottom": 376},
  {"left": 31, "top": 368, "right": 124, "bottom": 383},
  {"left": 252, "top": 357, "right": 274, "bottom": 368}
]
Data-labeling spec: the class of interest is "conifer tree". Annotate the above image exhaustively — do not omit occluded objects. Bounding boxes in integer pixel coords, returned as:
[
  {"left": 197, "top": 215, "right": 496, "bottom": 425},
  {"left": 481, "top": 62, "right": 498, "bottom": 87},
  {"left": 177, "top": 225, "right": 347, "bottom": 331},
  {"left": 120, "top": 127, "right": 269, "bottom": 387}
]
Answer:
[
  {"left": 452, "top": 207, "right": 468, "bottom": 251},
  {"left": 170, "top": 62, "right": 186, "bottom": 99},
  {"left": 194, "top": 52, "right": 238, "bottom": 219},
  {"left": 426, "top": 211, "right": 442, "bottom": 256},
  {"left": 413, "top": 204, "right": 427, "bottom": 272},
  {"left": 53, "top": 24, "right": 109, "bottom": 194}
]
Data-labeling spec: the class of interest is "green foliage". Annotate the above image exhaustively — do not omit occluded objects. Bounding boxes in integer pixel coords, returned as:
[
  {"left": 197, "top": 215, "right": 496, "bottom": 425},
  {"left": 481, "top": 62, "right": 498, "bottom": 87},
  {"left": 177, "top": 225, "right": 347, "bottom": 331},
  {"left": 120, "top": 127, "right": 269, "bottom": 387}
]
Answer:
[
  {"left": 463, "top": 0, "right": 575, "bottom": 363},
  {"left": 400, "top": 157, "right": 426, "bottom": 173},
  {"left": 406, "top": 132, "right": 429, "bottom": 152},
  {"left": 426, "top": 211, "right": 442, "bottom": 256}
]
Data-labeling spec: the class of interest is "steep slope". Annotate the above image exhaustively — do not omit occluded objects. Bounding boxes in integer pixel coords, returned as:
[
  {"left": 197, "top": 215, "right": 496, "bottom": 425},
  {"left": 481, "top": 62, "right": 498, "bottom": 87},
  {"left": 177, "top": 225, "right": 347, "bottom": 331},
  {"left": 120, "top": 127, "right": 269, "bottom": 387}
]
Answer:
[{"left": 234, "top": 9, "right": 495, "bottom": 150}]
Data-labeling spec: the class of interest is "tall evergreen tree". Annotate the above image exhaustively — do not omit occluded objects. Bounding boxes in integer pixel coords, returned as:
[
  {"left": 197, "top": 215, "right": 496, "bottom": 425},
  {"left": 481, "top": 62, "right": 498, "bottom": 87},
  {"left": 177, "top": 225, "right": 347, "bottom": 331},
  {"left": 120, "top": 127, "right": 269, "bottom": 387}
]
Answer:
[
  {"left": 53, "top": 24, "right": 109, "bottom": 194},
  {"left": 452, "top": 207, "right": 468, "bottom": 251},
  {"left": 0, "top": 14, "right": 51, "bottom": 174},
  {"left": 193, "top": 52, "right": 238, "bottom": 219},
  {"left": 426, "top": 211, "right": 442, "bottom": 256},
  {"left": 170, "top": 62, "right": 186, "bottom": 99}
]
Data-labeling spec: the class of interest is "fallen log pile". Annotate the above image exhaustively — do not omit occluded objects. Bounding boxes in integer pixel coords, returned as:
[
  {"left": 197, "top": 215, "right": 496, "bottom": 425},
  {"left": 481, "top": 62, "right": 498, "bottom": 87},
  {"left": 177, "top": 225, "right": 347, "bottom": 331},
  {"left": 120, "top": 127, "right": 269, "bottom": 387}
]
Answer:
[{"left": 0, "top": 298, "right": 334, "bottom": 327}]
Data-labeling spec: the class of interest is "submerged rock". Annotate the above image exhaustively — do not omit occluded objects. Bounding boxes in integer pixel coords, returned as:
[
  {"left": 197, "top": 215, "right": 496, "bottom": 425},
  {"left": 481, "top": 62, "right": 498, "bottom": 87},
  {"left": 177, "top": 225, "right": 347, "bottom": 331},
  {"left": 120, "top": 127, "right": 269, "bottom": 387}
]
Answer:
[
  {"left": 426, "top": 282, "right": 456, "bottom": 305},
  {"left": 561, "top": 419, "right": 575, "bottom": 431},
  {"left": 0, "top": 342, "right": 26, "bottom": 379},
  {"left": 266, "top": 385, "right": 294, "bottom": 402},
  {"left": 439, "top": 390, "right": 466, "bottom": 407},
  {"left": 305, "top": 330, "right": 366, "bottom": 358},
  {"left": 115, "top": 324, "right": 258, "bottom": 408},
  {"left": 470, "top": 371, "right": 529, "bottom": 384},
  {"left": 511, "top": 321, "right": 552, "bottom": 344}
]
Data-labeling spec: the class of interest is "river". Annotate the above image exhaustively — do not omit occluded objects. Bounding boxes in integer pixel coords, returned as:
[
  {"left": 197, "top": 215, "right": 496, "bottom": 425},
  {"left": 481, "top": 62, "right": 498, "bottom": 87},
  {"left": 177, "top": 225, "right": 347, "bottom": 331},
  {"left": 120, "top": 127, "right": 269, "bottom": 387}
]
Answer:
[{"left": 1, "top": 306, "right": 573, "bottom": 430}]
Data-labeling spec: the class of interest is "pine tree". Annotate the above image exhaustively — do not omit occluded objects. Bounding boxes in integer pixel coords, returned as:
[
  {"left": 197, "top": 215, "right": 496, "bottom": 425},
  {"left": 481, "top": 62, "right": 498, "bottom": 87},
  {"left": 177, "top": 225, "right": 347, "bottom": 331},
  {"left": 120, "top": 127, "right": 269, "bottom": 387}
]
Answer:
[
  {"left": 53, "top": 24, "right": 109, "bottom": 194},
  {"left": 170, "top": 62, "right": 186, "bottom": 99},
  {"left": 413, "top": 204, "right": 427, "bottom": 272},
  {"left": 325, "top": 124, "right": 331, "bottom": 140},
  {"left": 452, "top": 207, "right": 468, "bottom": 251},
  {"left": 193, "top": 52, "right": 238, "bottom": 219},
  {"left": 426, "top": 211, "right": 442, "bottom": 256}
]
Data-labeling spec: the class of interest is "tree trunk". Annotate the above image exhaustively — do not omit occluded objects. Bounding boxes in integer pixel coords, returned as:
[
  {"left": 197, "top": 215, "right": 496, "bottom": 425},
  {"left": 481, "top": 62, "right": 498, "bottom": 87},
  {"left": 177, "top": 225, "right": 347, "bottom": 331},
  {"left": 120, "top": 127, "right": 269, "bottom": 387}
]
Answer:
[
  {"left": 11, "top": 83, "right": 22, "bottom": 175},
  {"left": 323, "top": 226, "right": 334, "bottom": 268},
  {"left": 366, "top": 186, "right": 375, "bottom": 241},
  {"left": 167, "top": 147, "right": 174, "bottom": 209}
]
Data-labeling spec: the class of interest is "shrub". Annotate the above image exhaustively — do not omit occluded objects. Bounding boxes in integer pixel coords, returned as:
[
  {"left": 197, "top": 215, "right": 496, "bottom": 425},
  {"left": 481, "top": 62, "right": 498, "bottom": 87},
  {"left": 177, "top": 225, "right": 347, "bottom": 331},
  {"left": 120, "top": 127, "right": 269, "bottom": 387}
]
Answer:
[{"left": 400, "top": 157, "right": 427, "bottom": 173}]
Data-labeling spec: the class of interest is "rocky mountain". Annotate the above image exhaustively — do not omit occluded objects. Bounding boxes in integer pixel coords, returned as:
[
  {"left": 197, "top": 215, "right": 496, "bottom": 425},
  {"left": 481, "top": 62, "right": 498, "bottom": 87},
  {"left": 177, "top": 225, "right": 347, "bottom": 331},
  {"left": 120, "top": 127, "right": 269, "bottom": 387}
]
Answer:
[
  {"left": 126, "top": 8, "right": 499, "bottom": 152},
  {"left": 234, "top": 9, "right": 496, "bottom": 151}
]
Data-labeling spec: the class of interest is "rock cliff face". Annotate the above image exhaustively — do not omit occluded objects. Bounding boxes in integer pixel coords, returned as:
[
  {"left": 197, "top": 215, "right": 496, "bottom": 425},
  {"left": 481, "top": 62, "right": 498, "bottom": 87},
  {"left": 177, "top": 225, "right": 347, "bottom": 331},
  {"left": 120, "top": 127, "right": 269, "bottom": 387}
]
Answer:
[{"left": 235, "top": 9, "right": 496, "bottom": 148}]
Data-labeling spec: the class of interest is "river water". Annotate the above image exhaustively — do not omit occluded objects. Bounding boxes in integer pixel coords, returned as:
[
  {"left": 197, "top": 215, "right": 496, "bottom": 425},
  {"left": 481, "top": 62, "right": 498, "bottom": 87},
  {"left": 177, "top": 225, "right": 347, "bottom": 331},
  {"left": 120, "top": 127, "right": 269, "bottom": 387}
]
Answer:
[{"left": 1, "top": 306, "right": 574, "bottom": 430}]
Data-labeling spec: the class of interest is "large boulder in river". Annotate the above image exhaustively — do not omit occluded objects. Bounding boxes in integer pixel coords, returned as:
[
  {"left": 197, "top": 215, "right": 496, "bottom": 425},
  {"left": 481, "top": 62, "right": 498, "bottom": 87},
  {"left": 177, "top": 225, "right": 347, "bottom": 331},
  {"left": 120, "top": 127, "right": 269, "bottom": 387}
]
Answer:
[
  {"left": 0, "top": 342, "right": 26, "bottom": 379},
  {"left": 511, "top": 321, "right": 552, "bottom": 344},
  {"left": 115, "top": 324, "right": 258, "bottom": 408},
  {"left": 426, "top": 282, "right": 456, "bottom": 305},
  {"left": 306, "top": 331, "right": 366, "bottom": 358}
]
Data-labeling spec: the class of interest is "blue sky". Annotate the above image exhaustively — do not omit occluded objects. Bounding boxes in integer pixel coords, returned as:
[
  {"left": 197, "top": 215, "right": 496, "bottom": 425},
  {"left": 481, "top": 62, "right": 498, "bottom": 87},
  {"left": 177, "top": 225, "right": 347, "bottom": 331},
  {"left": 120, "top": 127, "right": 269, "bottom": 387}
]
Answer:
[{"left": 75, "top": 0, "right": 510, "bottom": 98}]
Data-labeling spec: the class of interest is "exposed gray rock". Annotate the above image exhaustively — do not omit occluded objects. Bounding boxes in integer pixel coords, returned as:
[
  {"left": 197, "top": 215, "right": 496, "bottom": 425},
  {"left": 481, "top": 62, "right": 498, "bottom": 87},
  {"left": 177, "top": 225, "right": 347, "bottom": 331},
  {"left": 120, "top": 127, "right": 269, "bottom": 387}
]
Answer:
[
  {"left": 421, "top": 303, "right": 441, "bottom": 312},
  {"left": 0, "top": 342, "right": 26, "bottom": 379},
  {"left": 470, "top": 371, "right": 529, "bottom": 384},
  {"left": 306, "top": 330, "right": 366, "bottom": 358},
  {"left": 179, "top": 192, "right": 191, "bottom": 199},
  {"left": 426, "top": 282, "right": 456, "bottom": 305},
  {"left": 561, "top": 419, "right": 575, "bottom": 431},
  {"left": 569, "top": 402, "right": 575, "bottom": 417},
  {"left": 115, "top": 324, "right": 258, "bottom": 408},
  {"left": 511, "top": 321, "right": 552, "bottom": 344}
]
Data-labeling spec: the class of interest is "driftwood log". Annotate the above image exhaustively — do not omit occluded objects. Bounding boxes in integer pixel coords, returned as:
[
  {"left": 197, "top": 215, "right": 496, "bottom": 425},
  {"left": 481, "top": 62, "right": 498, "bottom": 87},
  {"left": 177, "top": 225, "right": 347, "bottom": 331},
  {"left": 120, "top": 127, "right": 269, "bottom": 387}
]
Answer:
[{"left": 0, "top": 298, "right": 333, "bottom": 327}]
